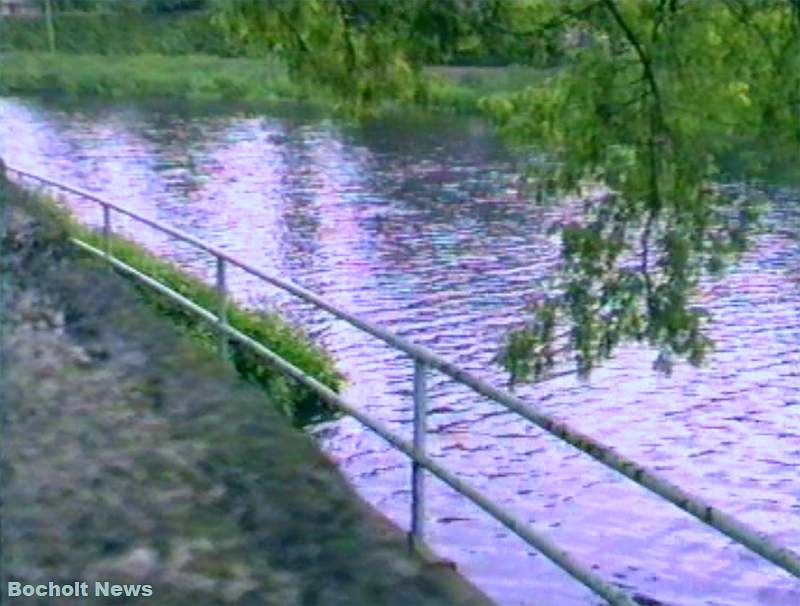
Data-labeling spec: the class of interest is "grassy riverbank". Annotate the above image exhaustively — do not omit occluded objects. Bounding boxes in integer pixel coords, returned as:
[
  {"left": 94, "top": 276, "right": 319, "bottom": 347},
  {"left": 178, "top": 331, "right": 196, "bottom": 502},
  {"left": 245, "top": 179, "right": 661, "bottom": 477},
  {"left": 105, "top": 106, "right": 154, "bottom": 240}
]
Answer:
[
  {"left": 424, "top": 65, "right": 551, "bottom": 113},
  {"left": 0, "top": 51, "right": 544, "bottom": 114},
  {"left": 0, "top": 179, "right": 491, "bottom": 606},
  {"left": 0, "top": 52, "right": 310, "bottom": 105},
  {"left": 6, "top": 178, "right": 342, "bottom": 425}
]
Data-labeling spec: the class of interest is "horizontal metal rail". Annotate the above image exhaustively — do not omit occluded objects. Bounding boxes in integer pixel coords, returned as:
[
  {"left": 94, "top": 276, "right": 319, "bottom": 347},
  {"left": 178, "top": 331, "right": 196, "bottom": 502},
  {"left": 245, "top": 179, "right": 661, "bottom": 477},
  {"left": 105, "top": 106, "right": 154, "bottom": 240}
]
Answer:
[
  {"left": 7, "top": 163, "right": 800, "bottom": 604},
  {"left": 71, "top": 237, "right": 638, "bottom": 606}
]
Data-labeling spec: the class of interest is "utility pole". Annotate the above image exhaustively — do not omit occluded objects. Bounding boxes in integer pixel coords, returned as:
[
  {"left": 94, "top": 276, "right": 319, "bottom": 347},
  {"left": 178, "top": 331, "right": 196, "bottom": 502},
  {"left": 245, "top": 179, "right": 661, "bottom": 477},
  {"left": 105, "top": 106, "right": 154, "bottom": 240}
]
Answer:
[{"left": 43, "top": 0, "right": 56, "bottom": 53}]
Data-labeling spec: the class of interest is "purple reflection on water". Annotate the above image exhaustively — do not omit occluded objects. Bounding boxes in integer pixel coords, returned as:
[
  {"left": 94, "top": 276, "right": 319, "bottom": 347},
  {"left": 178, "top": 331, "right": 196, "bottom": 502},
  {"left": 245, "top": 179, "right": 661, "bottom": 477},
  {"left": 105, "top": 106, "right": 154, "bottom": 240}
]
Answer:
[{"left": 2, "top": 96, "right": 799, "bottom": 606}]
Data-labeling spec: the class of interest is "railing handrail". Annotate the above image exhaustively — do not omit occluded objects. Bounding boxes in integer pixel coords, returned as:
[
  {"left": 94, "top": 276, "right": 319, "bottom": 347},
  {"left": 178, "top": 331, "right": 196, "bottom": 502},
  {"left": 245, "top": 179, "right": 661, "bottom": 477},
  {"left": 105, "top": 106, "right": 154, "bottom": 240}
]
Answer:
[
  {"left": 6, "top": 162, "right": 800, "bottom": 606},
  {"left": 6, "top": 170, "right": 570, "bottom": 386}
]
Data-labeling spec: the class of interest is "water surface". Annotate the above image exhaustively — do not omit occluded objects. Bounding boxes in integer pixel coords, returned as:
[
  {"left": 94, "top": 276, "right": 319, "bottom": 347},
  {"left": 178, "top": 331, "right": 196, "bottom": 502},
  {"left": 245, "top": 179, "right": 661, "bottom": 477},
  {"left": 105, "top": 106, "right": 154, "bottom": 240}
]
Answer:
[{"left": 2, "top": 96, "right": 799, "bottom": 606}]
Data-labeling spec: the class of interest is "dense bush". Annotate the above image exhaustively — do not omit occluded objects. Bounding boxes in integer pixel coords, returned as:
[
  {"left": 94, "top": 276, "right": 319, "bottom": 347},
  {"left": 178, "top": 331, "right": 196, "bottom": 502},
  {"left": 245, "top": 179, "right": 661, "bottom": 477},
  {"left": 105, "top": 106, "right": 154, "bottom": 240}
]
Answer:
[{"left": 0, "top": 11, "right": 233, "bottom": 55}]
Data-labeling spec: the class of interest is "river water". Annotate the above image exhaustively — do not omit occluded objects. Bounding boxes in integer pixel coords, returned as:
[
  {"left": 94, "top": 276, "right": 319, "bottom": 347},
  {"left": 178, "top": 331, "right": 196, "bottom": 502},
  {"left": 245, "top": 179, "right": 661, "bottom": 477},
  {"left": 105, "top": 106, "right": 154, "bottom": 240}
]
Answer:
[{"left": 2, "top": 96, "right": 798, "bottom": 606}]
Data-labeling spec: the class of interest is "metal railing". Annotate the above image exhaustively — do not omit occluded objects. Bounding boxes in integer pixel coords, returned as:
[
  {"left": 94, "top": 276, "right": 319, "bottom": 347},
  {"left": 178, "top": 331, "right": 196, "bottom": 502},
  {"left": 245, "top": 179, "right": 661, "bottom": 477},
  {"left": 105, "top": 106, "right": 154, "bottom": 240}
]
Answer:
[{"left": 5, "top": 162, "right": 800, "bottom": 606}]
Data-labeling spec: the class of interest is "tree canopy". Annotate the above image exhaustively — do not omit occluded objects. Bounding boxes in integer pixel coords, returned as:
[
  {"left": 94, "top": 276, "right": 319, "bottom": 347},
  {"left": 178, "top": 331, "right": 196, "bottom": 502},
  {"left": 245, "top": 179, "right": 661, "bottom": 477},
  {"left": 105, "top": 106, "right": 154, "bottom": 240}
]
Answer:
[{"left": 217, "top": 0, "right": 800, "bottom": 381}]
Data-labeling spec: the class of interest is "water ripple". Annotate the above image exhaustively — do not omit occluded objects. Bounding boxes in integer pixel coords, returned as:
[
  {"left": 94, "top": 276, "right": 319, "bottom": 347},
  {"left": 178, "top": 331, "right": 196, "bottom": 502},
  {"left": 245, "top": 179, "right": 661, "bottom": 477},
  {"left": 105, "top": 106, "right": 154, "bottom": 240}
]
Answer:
[{"left": 2, "top": 96, "right": 799, "bottom": 606}]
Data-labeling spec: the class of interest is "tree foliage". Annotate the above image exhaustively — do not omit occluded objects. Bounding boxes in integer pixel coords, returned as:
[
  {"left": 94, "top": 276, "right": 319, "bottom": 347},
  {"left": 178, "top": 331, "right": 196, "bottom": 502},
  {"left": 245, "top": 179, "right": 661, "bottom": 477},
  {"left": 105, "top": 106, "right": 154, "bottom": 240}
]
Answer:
[
  {"left": 210, "top": 0, "right": 552, "bottom": 108},
  {"left": 54, "top": 0, "right": 208, "bottom": 13},
  {"left": 211, "top": 0, "right": 422, "bottom": 110},
  {"left": 486, "top": 0, "right": 799, "bottom": 381},
  {"left": 212, "top": 0, "right": 800, "bottom": 381}
]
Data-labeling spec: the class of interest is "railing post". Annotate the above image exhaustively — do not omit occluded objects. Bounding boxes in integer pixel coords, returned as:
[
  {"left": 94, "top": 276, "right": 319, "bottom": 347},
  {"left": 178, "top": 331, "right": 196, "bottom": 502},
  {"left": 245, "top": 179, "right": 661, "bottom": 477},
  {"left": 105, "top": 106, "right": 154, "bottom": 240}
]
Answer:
[
  {"left": 102, "top": 203, "right": 111, "bottom": 258},
  {"left": 215, "top": 255, "right": 228, "bottom": 357},
  {"left": 409, "top": 359, "right": 428, "bottom": 552}
]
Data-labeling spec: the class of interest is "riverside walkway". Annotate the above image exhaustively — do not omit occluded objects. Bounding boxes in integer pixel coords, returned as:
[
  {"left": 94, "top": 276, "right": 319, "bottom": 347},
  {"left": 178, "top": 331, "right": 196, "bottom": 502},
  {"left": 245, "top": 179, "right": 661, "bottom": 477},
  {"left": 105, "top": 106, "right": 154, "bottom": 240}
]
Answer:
[{"left": 0, "top": 180, "right": 491, "bottom": 606}]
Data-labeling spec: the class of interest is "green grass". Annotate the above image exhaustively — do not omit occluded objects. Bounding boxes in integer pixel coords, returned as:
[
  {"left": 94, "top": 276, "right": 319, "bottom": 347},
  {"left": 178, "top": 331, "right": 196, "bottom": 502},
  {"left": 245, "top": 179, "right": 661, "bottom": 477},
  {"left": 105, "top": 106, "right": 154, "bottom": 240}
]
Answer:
[
  {"left": 2, "top": 174, "right": 491, "bottom": 606},
  {"left": 0, "top": 9, "right": 550, "bottom": 115},
  {"left": 12, "top": 183, "right": 343, "bottom": 426},
  {"left": 0, "top": 51, "right": 550, "bottom": 115},
  {"left": 79, "top": 228, "right": 345, "bottom": 426},
  {"left": 423, "top": 65, "right": 554, "bottom": 114},
  {"left": 0, "top": 52, "right": 316, "bottom": 105}
]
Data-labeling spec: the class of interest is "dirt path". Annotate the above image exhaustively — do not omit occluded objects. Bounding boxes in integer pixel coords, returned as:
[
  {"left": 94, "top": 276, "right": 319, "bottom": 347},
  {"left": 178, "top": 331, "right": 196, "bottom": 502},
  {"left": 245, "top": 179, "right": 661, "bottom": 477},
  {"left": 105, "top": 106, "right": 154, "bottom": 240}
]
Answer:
[{"left": 0, "top": 180, "right": 492, "bottom": 606}]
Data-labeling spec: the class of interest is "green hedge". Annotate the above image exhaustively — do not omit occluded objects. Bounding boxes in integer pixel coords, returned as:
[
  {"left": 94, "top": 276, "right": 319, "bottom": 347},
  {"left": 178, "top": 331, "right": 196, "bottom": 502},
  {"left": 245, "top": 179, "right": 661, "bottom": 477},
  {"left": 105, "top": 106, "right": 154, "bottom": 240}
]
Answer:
[{"left": 0, "top": 11, "right": 234, "bottom": 55}]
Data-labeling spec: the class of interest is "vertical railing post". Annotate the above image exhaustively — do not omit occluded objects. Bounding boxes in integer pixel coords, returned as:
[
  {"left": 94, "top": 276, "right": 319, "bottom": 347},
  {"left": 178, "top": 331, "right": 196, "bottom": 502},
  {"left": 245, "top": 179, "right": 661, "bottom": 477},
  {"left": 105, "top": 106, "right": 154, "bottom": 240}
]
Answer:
[
  {"left": 102, "top": 203, "right": 111, "bottom": 258},
  {"left": 409, "top": 359, "right": 428, "bottom": 552},
  {"left": 44, "top": 0, "right": 57, "bottom": 53},
  {"left": 215, "top": 255, "right": 228, "bottom": 357}
]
